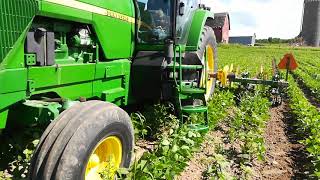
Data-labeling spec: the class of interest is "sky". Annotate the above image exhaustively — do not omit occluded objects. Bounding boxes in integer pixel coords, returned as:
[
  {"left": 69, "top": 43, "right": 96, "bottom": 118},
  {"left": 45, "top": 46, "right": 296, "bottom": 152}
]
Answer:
[{"left": 202, "top": 0, "right": 304, "bottom": 39}]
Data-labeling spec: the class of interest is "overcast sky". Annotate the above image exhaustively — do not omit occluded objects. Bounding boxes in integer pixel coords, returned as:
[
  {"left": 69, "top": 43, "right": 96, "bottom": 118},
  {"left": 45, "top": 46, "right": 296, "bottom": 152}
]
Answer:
[{"left": 202, "top": 0, "right": 304, "bottom": 39}]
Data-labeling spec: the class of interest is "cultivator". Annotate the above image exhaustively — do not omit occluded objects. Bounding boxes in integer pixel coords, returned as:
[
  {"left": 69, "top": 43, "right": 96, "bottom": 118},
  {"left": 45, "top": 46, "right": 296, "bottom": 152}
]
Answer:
[{"left": 212, "top": 53, "right": 298, "bottom": 105}]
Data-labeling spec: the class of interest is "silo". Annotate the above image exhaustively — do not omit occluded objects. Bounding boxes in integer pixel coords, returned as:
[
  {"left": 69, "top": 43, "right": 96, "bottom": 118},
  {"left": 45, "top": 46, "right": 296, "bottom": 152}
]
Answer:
[{"left": 301, "top": 0, "right": 320, "bottom": 47}]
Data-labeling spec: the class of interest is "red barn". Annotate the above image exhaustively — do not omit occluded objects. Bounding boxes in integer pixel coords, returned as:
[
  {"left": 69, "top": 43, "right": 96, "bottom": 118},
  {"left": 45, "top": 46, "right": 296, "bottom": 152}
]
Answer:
[{"left": 210, "top": 12, "right": 230, "bottom": 43}]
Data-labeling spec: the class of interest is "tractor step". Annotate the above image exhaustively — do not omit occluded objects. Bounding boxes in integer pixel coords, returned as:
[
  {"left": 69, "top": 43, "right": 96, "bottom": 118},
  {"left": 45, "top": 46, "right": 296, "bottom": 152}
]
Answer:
[
  {"left": 188, "top": 124, "right": 209, "bottom": 133},
  {"left": 180, "top": 87, "right": 206, "bottom": 94},
  {"left": 181, "top": 105, "right": 208, "bottom": 113},
  {"left": 167, "top": 64, "right": 203, "bottom": 70}
]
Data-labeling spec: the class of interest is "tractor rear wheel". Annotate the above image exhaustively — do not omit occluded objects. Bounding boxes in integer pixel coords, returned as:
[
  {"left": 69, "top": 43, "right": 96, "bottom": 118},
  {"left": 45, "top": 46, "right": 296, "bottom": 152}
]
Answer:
[
  {"left": 198, "top": 25, "right": 218, "bottom": 101},
  {"left": 30, "top": 101, "right": 134, "bottom": 180}
]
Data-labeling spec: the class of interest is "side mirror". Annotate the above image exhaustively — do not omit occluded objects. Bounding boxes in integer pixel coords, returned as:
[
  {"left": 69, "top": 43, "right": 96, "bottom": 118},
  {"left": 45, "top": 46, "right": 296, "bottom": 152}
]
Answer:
[{"left": 179, "top": 2, "right": 185, "bottom": 16}]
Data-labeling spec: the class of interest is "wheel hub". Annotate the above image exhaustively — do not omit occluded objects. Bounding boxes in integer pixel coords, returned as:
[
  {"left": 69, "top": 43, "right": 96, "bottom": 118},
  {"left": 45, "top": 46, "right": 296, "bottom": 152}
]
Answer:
[{"left": 85, "top": 136, "right": 122, "bottom": 180}]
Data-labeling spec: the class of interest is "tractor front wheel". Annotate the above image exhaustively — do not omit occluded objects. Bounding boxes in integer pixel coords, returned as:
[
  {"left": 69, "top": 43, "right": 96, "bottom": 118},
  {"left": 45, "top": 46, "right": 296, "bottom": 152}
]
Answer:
[{"left": 30, "top": 101, "right": 134, "bottom": 180}]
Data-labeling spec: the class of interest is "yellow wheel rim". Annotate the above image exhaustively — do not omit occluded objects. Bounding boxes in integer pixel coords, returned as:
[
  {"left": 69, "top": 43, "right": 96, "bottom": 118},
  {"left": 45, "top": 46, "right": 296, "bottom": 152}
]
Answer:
[
  {"left": 85, "top": 136, "right": 122, "bottom": 180},
  {"left": 200, "top": 45, "right": 215, "bottom": 101}
]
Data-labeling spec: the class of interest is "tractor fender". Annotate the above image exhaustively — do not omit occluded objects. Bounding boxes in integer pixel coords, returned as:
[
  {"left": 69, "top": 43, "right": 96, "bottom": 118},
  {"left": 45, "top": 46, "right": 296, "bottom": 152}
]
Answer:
[
  {"left": 186, "top": 9, "right": 215, "bottom": 51},
  {"left": 184, "top": 10, "right": 215, "bottom": 65}
]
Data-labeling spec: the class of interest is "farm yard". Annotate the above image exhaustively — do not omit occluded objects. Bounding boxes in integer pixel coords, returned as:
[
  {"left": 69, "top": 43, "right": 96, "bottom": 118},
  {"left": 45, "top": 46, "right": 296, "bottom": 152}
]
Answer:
[{"left": 1, "top": 44, "right": 320, "bottom": 180}]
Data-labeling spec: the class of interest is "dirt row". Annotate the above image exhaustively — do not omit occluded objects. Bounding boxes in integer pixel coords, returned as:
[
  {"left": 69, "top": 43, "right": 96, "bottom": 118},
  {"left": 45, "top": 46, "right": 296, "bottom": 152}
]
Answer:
[
  {"left": 252, "top": 103, "right": 309, "bottom": 179},
  {"left": 177, "top": 103, "right": 310, "bottom": 180},
  {"left": 177, "top": 124, "right": 224, "bottom": 179}
]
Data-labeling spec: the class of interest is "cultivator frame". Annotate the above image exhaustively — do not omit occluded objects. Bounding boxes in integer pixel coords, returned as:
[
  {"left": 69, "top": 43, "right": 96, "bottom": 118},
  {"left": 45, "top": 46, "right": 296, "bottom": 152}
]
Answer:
[{"left": 211, "top": 55, "right": 298, "bottom": 105}]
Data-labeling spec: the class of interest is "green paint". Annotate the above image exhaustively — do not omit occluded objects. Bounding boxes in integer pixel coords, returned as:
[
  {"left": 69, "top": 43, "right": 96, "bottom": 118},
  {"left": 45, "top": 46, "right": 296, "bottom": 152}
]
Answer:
[
  {"left": 0, "top": 92, "right": 26, "bottom": 112},
  {"left": 39, "top": 0, "right": 135, "bottom": 59},
  {"left": 187, "top": 10, "right": 214, "bottom": 51},
  {"left": 0, "top": 110, "right": 8, "bottom": 129},
  {"left": 0, "top": 0, "right": 213, "bottom": 129},
  {"left": 0, "top": 69, "right": 27, "bottom": 94},
  {"left": 93, "top": 60, "right": 131, "bottom": 105}
]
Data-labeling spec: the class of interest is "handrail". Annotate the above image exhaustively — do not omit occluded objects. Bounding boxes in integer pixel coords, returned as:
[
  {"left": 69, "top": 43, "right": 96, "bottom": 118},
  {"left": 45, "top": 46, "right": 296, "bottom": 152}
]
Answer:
[
  {"left": 178, "top": 45, "right": 183, "bottom": 92},
  {"left": 173, "top": 46, "right": 178, "bottom": 87}
]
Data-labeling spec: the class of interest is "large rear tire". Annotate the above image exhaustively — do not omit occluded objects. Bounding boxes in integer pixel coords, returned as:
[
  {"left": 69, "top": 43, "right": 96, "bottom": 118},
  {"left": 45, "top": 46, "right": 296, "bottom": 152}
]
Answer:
[
  {"left": 198, "top": 25, "right": 218, "bottom": 101},
  {"left": 30, "top": 101, "right": 134, "bottom": 180}
]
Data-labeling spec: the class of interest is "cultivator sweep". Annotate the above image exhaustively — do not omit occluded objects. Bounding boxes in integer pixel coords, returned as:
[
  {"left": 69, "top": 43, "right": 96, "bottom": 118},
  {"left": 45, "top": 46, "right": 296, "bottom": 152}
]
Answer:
[{"left": 212, "top": 53, "right": 298, "bottom": 105}]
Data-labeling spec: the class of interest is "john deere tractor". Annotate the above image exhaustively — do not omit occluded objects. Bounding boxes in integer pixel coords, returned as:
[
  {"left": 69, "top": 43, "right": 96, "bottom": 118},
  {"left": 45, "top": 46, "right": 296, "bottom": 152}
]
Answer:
[{"left": 0, "top": 0, "right": 218, "bottom": 179}]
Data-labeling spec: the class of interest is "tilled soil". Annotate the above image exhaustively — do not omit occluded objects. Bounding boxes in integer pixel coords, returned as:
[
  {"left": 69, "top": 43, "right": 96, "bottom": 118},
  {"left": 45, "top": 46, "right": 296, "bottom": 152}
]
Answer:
[
  {"left": 177, "top": 103, "right": 310, "bottom": 180},
  {"left": 176, "top": 129, "right": 222, "bottom": 180},
  {"left": 132, "top": 140, "right": 156, "bottom": 162},
  {"left": 177, "top": 113, "right": 240, "bottom": 180},
  {"left": 252, "top": 102, "right": 309, "bottom": 180}
]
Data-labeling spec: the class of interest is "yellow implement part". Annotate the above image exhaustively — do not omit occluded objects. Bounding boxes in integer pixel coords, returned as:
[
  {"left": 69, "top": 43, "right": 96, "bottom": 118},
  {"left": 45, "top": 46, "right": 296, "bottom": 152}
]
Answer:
[
  {"left": 200, "top": 45, "right": 215, "bottom": 100},
  {"left": 236, "top": 66, "right": 240, "bottom": 76},
  {"left": 230, "top": 64, "right": 234, "bottom": 73},
  {"left": 260, "top": 64, "right": 264, "bottom": 75},
  {"left": 216, "top": 65, "right": 229, "bottom": 87}
]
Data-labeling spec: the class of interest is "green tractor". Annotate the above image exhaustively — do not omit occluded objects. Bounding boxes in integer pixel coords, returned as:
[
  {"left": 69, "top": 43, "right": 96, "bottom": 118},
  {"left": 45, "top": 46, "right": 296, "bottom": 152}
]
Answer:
[{"left": 0, "top": 0, "right": 218, "bottom": 179}]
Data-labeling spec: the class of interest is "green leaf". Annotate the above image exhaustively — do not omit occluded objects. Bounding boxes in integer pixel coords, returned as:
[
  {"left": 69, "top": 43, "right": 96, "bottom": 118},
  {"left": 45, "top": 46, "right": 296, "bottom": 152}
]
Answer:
[
  {"left": 117, "top": 168, "right": 129, "bottom": 175},
  {"left": 172, "top": 144, "right": 179, "bottom": 153},
  {"left": 161, "top": 139, "right": 170, "bottom": 146},
  {"left": 181, "top": 145, "right": 190, "bottom": 150}
]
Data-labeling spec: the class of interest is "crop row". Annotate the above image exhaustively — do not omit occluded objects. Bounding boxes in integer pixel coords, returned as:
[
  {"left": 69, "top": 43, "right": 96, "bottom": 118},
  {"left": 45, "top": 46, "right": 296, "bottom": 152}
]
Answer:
[
  {"left": 298, "top": 56, "right": 320, "bottom": 68},
  {"left": 119, "top": 90, "right": 235, "bottom": 179},
  {"left": 203, "top": 90, "right": 271, "bottom": 179},
  {"left": 299, "top": 62, "right": 320, "bottom": 80},
  {"left": 288, "top": 75, "right": 320, "bottom": 178},
  {"left": 293, "top": 69, "right": 320, "bottom": 102},
  {"left": 229, "top": 91, "right": 270, "bottom": 162}
]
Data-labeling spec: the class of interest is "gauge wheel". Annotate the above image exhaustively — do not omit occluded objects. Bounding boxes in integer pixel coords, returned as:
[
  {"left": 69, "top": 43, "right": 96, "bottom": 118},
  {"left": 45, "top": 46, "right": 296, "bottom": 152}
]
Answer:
[
  {"left": 30, "top": 101, "right": 134, "bottom": 180},
  {"left": 199, "top": 25, "right": 218, "bottom": 101}
]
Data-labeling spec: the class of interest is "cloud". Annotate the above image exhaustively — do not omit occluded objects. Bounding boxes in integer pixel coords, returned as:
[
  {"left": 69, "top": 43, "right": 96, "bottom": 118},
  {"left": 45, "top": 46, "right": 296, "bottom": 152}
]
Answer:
[
  {"left": 232, "top": 11, "right": 257, "bottom": 27},
  {"left": 204, "top": 0, "right": 303, "bottom": 39}
]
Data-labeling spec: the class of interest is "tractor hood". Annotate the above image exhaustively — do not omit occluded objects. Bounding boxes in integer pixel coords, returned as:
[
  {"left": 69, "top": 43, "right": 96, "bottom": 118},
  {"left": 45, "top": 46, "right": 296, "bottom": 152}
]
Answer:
[{"left": 0, "top": 0, "right": 38, "bottom": 65}]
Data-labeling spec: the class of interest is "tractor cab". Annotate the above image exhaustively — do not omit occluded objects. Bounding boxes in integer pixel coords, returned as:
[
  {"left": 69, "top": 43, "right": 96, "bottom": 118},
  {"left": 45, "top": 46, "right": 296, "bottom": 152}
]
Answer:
[
  {"left": 136, "top": 0, "right": 173, "bottom": 43},
  {"left": 136, "top": 0, "right": 199, "bottom": 45},
  {"left": 132, "top": 0, "right": 213, "bottom": 99}
]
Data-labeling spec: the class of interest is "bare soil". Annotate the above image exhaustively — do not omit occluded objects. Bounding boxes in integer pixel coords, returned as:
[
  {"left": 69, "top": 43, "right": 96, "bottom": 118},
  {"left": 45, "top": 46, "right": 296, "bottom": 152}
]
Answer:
[
  {"left": 132, "top": 140, "right": 156, "bottom": 162},
  {"left": 176, "top": 129, "right": 222, "bottom": 180},
  {"left": 252, "top": 102, "right": 310, "bottom": 180},
  {"left": 177, "top": 103, "right": 311, "bottom": 180},
  {"left": 177, "top": 111, "right": 241, "bottom": 180}
]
